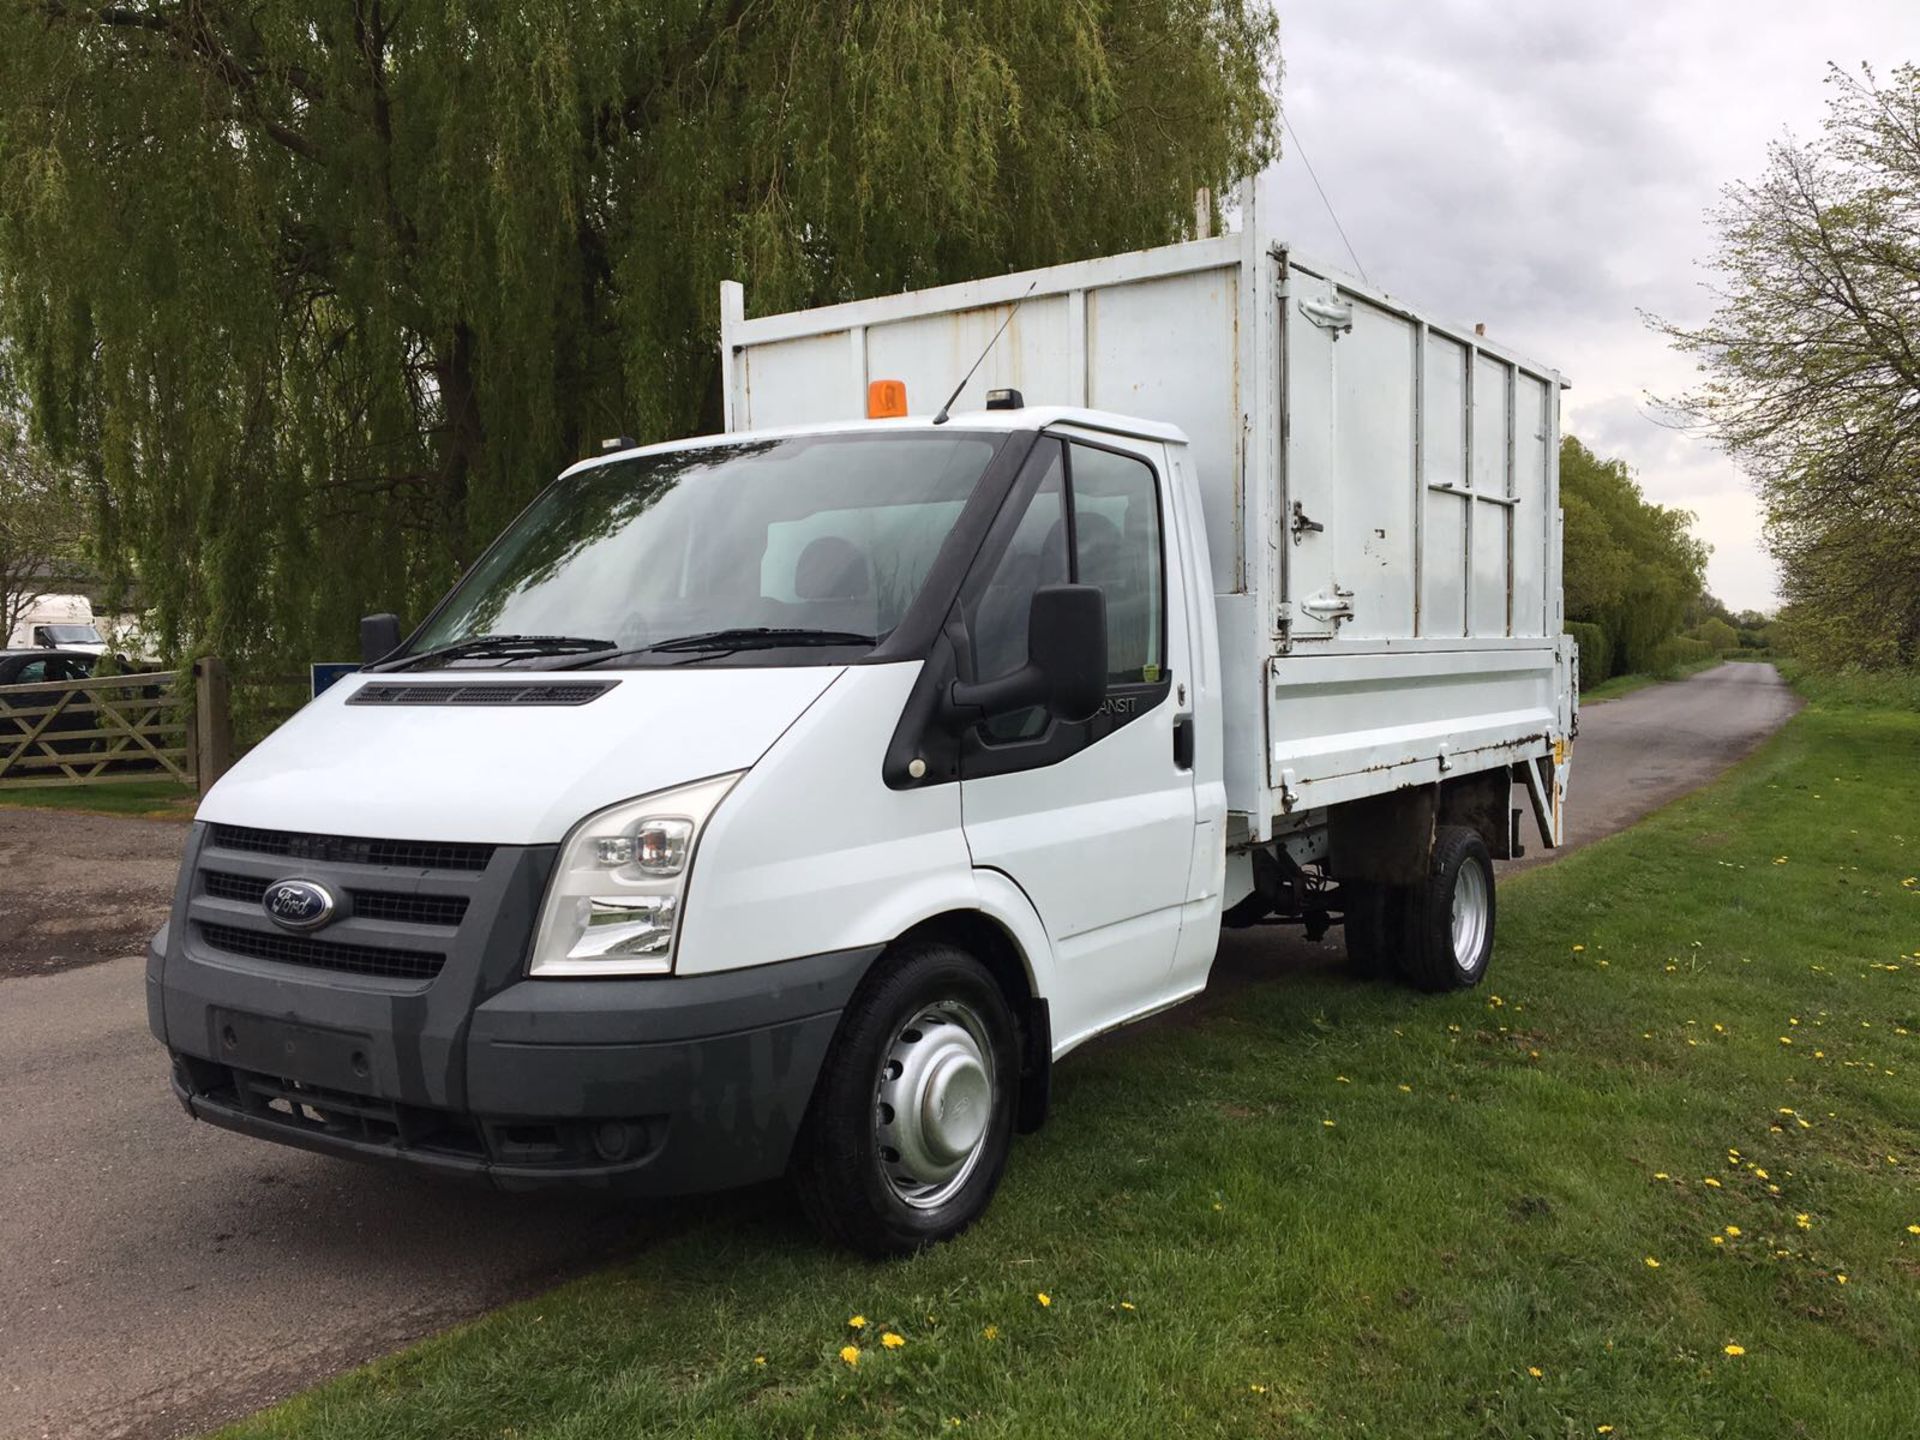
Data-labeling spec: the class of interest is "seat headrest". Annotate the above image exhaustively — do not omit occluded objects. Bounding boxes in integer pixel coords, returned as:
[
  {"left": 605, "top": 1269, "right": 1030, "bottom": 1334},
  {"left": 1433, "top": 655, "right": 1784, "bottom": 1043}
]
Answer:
[{"left": 795, "top": 535, "right": 872, "bottom": 600}]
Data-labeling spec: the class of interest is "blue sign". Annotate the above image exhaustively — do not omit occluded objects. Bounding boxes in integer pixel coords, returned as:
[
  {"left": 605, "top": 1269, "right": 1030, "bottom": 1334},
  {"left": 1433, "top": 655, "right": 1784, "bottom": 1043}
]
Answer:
[{"left": 311, "top": 662, "right": 361, "bottom": 698}]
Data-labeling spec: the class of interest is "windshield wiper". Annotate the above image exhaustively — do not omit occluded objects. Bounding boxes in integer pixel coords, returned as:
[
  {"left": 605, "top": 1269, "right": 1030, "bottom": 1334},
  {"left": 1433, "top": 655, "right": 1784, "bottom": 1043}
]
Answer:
[
  {"left": 389, "top": 634, "right": 619, "bottom": 670},
  {"left": 570, "top": 627, "right": 878, "bottom": 666}
]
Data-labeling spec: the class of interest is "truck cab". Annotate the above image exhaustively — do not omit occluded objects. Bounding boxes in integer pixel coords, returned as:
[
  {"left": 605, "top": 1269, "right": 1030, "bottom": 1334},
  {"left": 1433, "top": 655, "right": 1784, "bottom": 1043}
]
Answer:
[{"left": 151, "top": 410, "right": 1230, "bottom": 1253}]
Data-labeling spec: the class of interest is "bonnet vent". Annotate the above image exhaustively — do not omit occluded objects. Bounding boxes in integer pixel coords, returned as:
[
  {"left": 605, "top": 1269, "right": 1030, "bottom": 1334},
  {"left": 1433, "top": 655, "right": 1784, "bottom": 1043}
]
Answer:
[{"left": 349, "top": 681, "right": 618, "bottom": 707}]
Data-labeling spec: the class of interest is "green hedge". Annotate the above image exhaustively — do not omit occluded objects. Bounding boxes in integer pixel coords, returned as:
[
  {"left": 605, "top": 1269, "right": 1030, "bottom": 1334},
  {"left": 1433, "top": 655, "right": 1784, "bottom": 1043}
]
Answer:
[
  {"left": 1648, "top": 635, "right": 1714, "bottom": 678},
  {"left": 1565, "top": 621, "right": 1611, "bottom": 689}
]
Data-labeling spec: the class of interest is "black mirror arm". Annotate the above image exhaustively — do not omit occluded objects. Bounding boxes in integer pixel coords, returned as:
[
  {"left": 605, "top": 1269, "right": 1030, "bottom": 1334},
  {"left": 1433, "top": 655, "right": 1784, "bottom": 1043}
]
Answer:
[{"left": 946, "top": 666, "right": 1048, "bottom": 722}]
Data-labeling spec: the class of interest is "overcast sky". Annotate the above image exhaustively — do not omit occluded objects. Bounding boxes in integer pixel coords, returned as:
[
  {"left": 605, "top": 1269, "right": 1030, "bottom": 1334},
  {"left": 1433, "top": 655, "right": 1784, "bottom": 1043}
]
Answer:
[{"left": 1267, "top": 0, "right": 1920, "bottom": 613}]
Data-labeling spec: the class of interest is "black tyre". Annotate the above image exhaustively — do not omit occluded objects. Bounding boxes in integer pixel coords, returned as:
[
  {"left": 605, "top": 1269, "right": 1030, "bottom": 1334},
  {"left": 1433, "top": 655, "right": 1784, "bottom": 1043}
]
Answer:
[
  {"left": 792, "top": 940, "right": 1019, "bottom": 1257},
  {"left": 1341, "top": 880, "right": 1404, "bottom": 979},
  {"left": 1399, "top": 824, "right": 1496, "bottom": 992}
]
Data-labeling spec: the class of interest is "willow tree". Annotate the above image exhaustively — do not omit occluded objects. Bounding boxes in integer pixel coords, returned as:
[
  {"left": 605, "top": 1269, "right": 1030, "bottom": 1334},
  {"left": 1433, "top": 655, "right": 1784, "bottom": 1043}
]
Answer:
[{"left": 0, "top": 1, "right": 1279, "bottom": 668}]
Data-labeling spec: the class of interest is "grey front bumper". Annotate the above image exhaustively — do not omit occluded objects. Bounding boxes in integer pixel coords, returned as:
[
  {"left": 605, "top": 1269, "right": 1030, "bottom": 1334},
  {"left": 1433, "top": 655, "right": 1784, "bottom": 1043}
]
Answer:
[{"left": 150, "top": 860, "right": 880, "bottom": 1196}]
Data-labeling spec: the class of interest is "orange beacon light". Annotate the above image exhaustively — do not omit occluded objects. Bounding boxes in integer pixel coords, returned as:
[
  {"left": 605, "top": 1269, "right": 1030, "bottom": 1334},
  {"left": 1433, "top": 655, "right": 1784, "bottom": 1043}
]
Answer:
[{"left": 867, "top": 379, "right": 908, "bottom": 419}]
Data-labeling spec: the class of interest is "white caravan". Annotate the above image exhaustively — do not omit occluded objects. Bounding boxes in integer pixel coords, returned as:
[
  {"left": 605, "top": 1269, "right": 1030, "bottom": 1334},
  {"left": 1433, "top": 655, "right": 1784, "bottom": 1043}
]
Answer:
[
  {"left": 6, "top": 592, "right": 107, "bottom": 654},
  {"left": 148, "top": 178, "right": 1576, "bottom": 1254}
]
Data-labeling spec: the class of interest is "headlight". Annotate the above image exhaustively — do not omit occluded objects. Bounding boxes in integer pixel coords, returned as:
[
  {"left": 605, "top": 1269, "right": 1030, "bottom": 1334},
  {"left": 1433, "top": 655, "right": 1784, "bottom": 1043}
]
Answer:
[{"left": 529, "top": 772, "right": 742, "bottom": 977}]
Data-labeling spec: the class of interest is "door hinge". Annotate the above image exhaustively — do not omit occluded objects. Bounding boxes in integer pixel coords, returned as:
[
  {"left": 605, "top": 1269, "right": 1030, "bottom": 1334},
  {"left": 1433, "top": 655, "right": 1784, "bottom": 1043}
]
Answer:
[
  {"left": 1299, "top": 585, "right": 1356, "bottom": 624},
  {"left": 1298, "top": 295, "right": 1353, "bottom": 338}
]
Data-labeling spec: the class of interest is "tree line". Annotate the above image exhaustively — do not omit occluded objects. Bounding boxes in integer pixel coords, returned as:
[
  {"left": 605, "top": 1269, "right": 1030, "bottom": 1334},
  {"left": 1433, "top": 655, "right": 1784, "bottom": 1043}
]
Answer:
[
  {"left": 1660, "top": 62, "right": 1920, "bottom": 675},
  {"left": 0, "top": 0, "right": 1279, "bottom": 674},
  {"left": 1559, "top": 435, "right": 1714, "bottom": 688}
]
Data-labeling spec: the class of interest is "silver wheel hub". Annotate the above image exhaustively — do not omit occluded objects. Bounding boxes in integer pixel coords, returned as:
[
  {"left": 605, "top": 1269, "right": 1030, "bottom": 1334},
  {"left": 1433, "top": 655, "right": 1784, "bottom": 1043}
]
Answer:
[
  {"left": 875, "top": 1002, "right": 995, "bottom": 1209},
  {"left": 1451, "top": 859, "right": 1490, "bottom": 970}
]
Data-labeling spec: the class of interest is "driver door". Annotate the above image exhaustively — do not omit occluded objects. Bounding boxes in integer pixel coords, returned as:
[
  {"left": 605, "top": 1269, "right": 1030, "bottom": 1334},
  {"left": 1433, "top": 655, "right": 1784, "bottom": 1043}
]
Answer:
[{"left": 957, "top": 434, "right": 1198, "bottom": 1050}]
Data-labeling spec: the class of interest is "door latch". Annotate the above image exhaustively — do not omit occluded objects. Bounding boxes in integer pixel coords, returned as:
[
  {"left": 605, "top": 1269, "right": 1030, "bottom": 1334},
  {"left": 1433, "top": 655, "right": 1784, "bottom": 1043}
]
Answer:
[{"left": 1290, "top": 500, "right": 1324, "bottom": 545}]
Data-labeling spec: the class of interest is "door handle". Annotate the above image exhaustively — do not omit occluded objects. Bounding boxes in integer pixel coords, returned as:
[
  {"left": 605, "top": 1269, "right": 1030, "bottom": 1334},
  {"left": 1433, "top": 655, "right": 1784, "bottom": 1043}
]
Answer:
[{"left": 1173, "top": 714, "right": 1194, "bottom": 771}]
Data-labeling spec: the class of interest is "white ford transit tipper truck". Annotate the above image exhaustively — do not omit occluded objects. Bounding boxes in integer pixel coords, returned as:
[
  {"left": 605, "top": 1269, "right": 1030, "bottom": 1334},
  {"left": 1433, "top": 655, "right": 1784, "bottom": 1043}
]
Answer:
[{"left": 147, "top": 180, "right": 1576, "bottom": 1254}]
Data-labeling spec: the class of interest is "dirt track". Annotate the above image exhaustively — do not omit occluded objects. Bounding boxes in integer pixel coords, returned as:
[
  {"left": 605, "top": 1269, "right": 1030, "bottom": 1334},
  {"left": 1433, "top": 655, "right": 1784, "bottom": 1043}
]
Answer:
[
  {"left": 0, "top": 662, "right": 1801, "bottom": 1440},
  {"left": 0, "top": 808, "right": 187, "bottom": 980}
]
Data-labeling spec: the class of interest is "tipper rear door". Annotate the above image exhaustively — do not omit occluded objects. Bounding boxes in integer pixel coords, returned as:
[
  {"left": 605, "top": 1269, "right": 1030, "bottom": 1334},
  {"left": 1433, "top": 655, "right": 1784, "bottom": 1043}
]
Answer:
[{"left": 1280, "top": 258, "right": 1560, "bottom": 647}]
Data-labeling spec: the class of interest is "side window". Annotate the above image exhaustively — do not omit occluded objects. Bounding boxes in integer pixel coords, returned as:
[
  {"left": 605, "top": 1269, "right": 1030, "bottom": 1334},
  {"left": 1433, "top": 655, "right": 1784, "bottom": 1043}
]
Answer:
[
  {"left": 967, "top": 444, "right": 1068, "bottom": 742},
  {"left": 1068, "top": 443, "right": 1164, "bottom": 684},
  {"left": 14, "top": 661, "right": 47, "bottom": 684}
]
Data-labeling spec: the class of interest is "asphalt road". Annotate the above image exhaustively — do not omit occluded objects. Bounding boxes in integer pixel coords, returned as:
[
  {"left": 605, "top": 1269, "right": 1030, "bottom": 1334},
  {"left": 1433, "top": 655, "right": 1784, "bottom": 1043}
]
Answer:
[{"left": 0, "top": 662, "right": 1801, "bottom": 1440}]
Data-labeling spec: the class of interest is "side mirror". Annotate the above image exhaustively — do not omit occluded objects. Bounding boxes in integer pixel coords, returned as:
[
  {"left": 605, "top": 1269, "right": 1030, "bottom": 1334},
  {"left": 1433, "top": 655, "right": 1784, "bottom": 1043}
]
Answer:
[
  {"left": 949, "top": 583, "right": 1107, "bottom": 724},
  {"left": 360, "top": 613, "right": 404, "bottom": 664}
]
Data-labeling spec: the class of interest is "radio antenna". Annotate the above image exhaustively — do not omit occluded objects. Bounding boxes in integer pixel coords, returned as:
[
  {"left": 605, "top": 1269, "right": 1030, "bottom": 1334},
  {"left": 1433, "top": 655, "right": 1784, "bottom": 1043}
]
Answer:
[{"left": 932, "top": 280, "right": 1038, "bottom": 425}]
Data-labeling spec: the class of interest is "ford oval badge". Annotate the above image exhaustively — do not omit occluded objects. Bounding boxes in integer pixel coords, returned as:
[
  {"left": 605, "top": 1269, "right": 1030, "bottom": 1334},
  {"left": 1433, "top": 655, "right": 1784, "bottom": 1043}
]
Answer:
[{"left": 262, "top": 878, "right": 337, "bottom": 932}]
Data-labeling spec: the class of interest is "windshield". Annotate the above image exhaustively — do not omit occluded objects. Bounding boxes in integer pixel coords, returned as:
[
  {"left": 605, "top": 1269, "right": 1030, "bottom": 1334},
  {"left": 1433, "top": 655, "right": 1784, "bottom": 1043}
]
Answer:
[
  {"left": 408, "top": 432, "right": 1000, "bottom": 665},
  {"left": 41, "top": 624, "right": 102, "bottom": 645}
]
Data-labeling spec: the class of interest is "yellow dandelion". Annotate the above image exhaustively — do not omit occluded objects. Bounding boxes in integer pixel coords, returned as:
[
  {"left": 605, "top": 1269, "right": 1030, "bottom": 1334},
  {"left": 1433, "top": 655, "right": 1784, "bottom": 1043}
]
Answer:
[
  {"left": 1837, "top": 1274, "right": 1849, "bottom": 1285},
  {"left": 1644, "top": 1256, "right": 1661, "bottom": 1269},
  {"left": 1572, "top": 944, "right": 1585, "bottom": 952},
  {"left": 1754, "top": 1167, "right": 1769, "bottom": 1179},
  {"left": 1724, "top": 1343, "right": 1746, "bottom": 1357},
  {"left": 1725, "top": 1225, "right": 1742, "bottom": 1237},
  {"left": 1779, "top": 1036, "right": 1793, "bottom": 1046},
  {"left": 1249, "top": 1383, "right": 1268, "bottom": 1394},
  {"left": 1796, "top": 1214, "right": 1812, "bottom": 1230},
  {"left": 848, "top": 1315, "right": 867, "bottom": 1330},
  {"left": 982, "top": 1325, "right": 999, "bottom": 1340},
  {"left": 1710, "top": 1236, "right": 1724, "bottom": 1246},
  {"left": 1654, "top": 1171, "right": 1670, "bottom": 1180},
  {"left": 840, "top": 1345, "right": 861, "bottom": 1366},
  {"left": 1528, "top": 1366, "right": 1544, "bottom": 1378},
  {"left": 1336, "top": 1075, "right": 1350, "bottom": 1083},
  {"left": 881, "top": 1332, "right": 905, "bottom": 1349},
  {"left": 1905, "top": 1224, "right": 1919, "bottom": 1236},
  {"left": 1398, "top": 1083, "right": 1413, "bottom": 1093},
  {"left": 1599, "top": 1428, "right": 1615, "bottom": 1436},
  {"left": 1323, "top": 1118, "right": 1336, "bottom": 1128},
  {"left": 1036, "top": 1292, "right": 1051, "bottom": 1308},
  {"left": 1703, "top": 1177, "right": 1723, "bottom": 1188},
  {"left": 754, "top": 1355, "right": 767, "bottom": 1366}
]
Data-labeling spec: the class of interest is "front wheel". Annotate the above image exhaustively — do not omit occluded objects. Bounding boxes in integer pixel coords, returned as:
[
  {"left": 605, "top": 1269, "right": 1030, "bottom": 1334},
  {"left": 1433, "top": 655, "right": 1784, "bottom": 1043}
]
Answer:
[
  {"left": 792, "top": 940, "right": 1018, "bottom": 1257},
  {"left": 1400, "top": 825, "right": 1496, "bottom": 992}
]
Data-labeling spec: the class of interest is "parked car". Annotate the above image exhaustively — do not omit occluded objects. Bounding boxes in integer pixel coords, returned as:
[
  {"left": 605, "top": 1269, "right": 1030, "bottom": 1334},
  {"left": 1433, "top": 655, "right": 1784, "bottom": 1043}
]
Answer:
[
  {"left": 0, "top": 648, "right": 99, "bottom": 689},
  {"left": 0, "top": 649, "right": 168, "bottom": 771},
  {"left": 147, "top": 176, "right": 1577, "bottom": 1255}
]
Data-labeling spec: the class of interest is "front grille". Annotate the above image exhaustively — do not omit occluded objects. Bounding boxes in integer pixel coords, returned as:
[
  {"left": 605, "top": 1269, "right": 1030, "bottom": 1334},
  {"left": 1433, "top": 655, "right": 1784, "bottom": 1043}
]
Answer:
[
  {"left": 199, "top": 922, "right": 445, "bottom": 983},
  {"left": 209, "top": 825, "right": 494, "bottom": 873},
  {"left": 202, "top": 870, "right": 469, "bottom": 928},
  {"left": 349, "top": 891, "right": 470, "bottom": 927},
  {"left": 349, "top": 681, "right": 616, "bottom": 707}
]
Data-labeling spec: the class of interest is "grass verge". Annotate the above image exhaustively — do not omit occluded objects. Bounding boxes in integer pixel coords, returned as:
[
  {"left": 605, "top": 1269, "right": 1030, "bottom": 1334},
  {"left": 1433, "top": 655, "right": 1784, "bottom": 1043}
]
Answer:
[
  {"left": 0, "top": 778, "right": 196, "bottom": 819},
  {"left": 221, "top": 699, "right": 1920, "bottom": 1439}
]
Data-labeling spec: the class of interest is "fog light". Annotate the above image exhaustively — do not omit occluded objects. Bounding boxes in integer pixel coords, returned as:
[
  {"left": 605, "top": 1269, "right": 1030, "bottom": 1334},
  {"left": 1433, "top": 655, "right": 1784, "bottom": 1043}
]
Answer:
[{"left": 593, "top": 1120, "right": 633, "bottom": 1161}]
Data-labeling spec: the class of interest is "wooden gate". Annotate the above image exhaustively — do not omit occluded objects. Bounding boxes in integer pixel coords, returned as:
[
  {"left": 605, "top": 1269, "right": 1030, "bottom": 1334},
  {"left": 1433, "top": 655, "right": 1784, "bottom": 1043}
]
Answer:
[{"left": 0, "top": 667, "right": 203, "bottom": 789}]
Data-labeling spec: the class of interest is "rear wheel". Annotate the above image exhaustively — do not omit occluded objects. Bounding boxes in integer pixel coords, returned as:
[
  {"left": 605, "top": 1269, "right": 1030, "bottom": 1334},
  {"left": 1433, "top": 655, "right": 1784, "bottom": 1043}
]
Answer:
[
  {"left": 792, "top": 940, "right": 1018, "bottom": 1257},
  {"left": 1399, "top": 825, "right": 1496, "bottom": 992}
]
